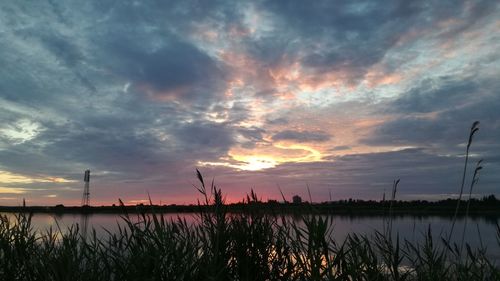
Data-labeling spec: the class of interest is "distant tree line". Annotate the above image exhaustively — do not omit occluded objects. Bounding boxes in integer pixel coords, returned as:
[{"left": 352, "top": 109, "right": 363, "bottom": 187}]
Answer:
[{"left": 0, "top": 194, "right": 499, "bottom": 217}]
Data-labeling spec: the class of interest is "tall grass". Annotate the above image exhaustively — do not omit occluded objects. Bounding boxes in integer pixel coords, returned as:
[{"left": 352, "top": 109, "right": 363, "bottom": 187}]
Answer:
[{"left": 448, "top": 121, "right": 480, "bottom": 244}]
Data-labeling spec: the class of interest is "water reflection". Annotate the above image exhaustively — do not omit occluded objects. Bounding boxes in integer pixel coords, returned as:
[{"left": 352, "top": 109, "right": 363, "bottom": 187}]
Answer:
[
  {"left": 80, "top": 213, "right": 89, "bottom": 240},
  {"left": 1, "top": 212, "right": 499, "bottom": 259}
]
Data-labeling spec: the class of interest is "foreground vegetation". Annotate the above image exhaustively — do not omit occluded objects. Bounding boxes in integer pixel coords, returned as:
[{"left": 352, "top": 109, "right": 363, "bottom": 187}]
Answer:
[{"left": 1, "top": 173, "right": 499, "bottom": 281}]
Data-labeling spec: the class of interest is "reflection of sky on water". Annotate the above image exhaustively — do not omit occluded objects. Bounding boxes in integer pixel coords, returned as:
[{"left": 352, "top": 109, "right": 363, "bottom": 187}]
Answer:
[
  {"left": 330, "top": 216, "right": 500, "bottom": 258},
  {"left": 2, "top": 213, "right": 499, "bottom": 259}
]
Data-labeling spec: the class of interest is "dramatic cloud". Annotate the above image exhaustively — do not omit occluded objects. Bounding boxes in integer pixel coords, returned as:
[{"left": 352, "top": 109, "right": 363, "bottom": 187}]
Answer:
[{"left": 0, "top": 0, "right": 498, "bottom": 205}]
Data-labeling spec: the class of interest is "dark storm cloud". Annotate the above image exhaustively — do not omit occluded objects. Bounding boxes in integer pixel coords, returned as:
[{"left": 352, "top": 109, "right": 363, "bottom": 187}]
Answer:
[
  {"left": 0, "top": 146, "right": 78, "bottom": 180},
  {"left": 363, "top": 116, "right": 452, "bottom": 147},
  {"left": 105, "top": 35, "right": 225, "bottom": 102},
  {"left": 172, "top": 121, "right": 235, "bottom": 156},
  {"left": 391, "top": 77, "right": 481, "bottom": 113},
  {"left": 272, "top": 130, "right": 331, "bottom": 143},
  {"left": 43, "top": 126, "right": 163, "bottom": 170},
  {"left": 364, "top": 76, "right": 500, "bottom": 149}
]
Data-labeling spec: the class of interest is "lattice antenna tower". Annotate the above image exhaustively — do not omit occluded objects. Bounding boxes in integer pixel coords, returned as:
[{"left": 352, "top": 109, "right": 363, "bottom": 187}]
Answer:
[{"left": 81, "top": 170, "right": 90, "bottom": 206}]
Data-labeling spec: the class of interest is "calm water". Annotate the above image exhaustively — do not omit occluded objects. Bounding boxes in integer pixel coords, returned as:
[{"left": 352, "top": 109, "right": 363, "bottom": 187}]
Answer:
[{"left": 3, "top": 212, "right": 499, "bottom": 259}]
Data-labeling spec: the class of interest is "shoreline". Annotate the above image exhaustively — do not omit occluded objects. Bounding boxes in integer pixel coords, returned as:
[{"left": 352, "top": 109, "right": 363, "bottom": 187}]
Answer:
[{"left": 1, "top": 200, "right": 500, "bottom": 218}]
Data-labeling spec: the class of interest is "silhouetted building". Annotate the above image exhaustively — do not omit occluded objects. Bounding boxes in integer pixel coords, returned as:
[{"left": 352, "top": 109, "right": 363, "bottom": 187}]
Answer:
[{"left": 292, "top": 195, "right": 302, "bottom": 204}]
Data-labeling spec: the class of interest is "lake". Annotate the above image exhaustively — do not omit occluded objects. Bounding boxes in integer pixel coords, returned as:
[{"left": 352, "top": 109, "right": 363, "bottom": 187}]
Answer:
[{"left": 2, "top": 212, "right": 499, "bottom": 260}]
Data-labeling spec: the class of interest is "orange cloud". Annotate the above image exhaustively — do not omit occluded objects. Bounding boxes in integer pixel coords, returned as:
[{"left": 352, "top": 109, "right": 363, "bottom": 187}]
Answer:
[
  {"left": 0, "top": 170, "right": 76, "bottom": 184},
  {"left": 363, "top": 69, "right": 402, "bottom": 88}
]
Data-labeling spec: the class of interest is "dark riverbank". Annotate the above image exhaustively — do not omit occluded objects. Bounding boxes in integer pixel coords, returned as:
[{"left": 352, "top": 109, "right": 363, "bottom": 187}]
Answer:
[{"left": 2, "top": 195, "right": 500, "bottom": 218}]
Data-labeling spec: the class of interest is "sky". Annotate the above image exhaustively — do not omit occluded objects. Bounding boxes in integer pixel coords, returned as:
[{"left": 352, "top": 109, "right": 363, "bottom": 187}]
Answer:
[{"left": 0, "top": 0, "right": 499, "bottom": 206}]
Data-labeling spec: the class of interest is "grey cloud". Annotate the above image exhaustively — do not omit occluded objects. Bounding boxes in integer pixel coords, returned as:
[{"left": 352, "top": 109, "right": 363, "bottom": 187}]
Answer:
[
  {"left": 106, "top": 37, "right": 225, "bottom": 102},
  {"left": 362, "top": 116, "right": 452, "bottom": 147},
  {"left": 171, "top": 121, "right": 235, "bottom": 157},
  {"left": 250, "top": 0, "right": 497, "bottom": 85},
  {"left": 38, "top": 33, "right": 83, "bottom": 67},
  {"left": 252, "top": 1, "right": 424, "bottom": 83},
  {"left": 391, "top": 77, "right": 481, "bottom": 113},
  {"left": 1, "top": 0, "right": 233, "bottom": 105},
  {"left": 237, "top": 127, "right": 267, "bottom": 149},
  {"left": 90, "top": 0, "right": 243, "bottom": 30},
  {"left": 272, "top": 130, "right": 331, "bottom": 143},
  {"left": 238, "top": 127, "right": 265, "bottom": 141},
  {"left": 36, "top": 32, "right": 98, "bottom": 92},
  {"left": 210, "top": 102, "right": 252, "bottom": 124},
  {"left": 364, "top": 76, "right": 500, "bottom": 149},
  {"left": 266, "top": 117, "right": 289, "bottom": 126},
  {"left": 431, "top": 0, "right": 499, "bottom": 40},
  {"left": 330, "top": 145, "right": 351, "bottom": 151}
]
